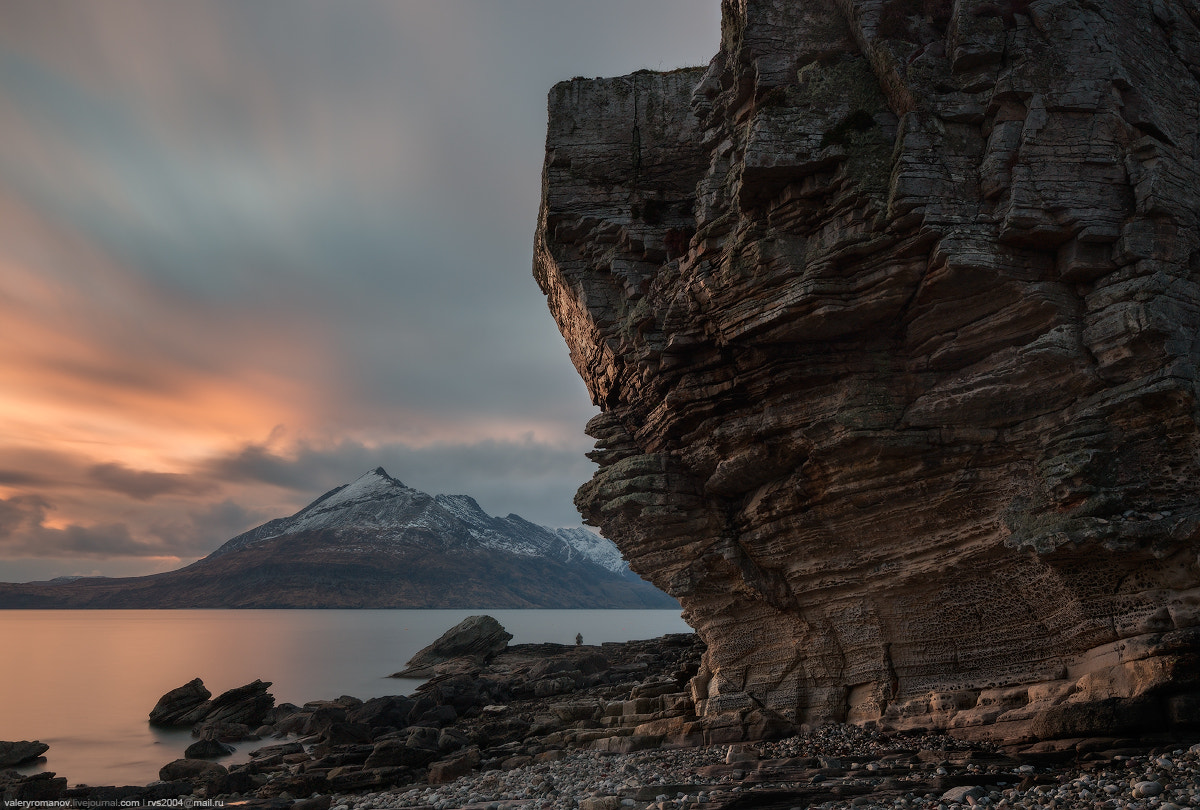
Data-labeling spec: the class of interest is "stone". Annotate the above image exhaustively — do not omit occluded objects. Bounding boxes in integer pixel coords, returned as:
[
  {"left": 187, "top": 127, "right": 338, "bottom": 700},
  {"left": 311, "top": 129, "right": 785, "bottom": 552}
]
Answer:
[
  {"left": 347, "top": 695, "right": 415, "bottom": 728},
  {"left": 726, "top": 744, "right": 757, "bottom": 764},
  {"left": 0, "top": 771, "right": 67, "bottom": 802},
  {"left": 1132, "top": 780, "right": 1164, "bottom": 799},
  {"left": 535, "top": 0, "right": 1200, "bottom": 742},
  {"left": 158, "top": 758, "right": 227, "bottom": 782},
  {"left": 391, "top": 615, "right": 513, "bottom": 678},
  {"left": 191, "top": 721, "right": 254, "bottom": 742},
  {"left": 427, "top": 747, "right": 480, "bottom": 784},
  {"left": 149, "top": 678, "right": 212, "bottom": 726},
  {"left": 183, "top": 739, "right": 235, "bottom": 759},
  {"left": 150, "top": 678, "right": 272, "bottom": 735},
  {"left": 579, "top": 799, "right": 621, "bottom": 810},
  {"left": 202, "top": 679, "right": 275, "bottom": 727},
  {"left": 292, "top": 797, "right": 332, "bottom": 810},
  {"left": 318, "top": 722, "right": 373, "bottom": 745},
  {"left": 362, "top": 738, "right": 437, "bottom": 769},
  {"left": 943, "top": 785, "right": 987, "bottom": 804},
  {"left": 0, "top": 740, "right": 49, "bottom": 767}
]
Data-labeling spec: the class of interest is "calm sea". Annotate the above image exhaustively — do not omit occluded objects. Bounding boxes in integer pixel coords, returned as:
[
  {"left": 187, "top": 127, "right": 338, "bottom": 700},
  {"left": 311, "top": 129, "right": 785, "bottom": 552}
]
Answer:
[{"left": 0, "top": 609, "right": 692, "bottom": 788}]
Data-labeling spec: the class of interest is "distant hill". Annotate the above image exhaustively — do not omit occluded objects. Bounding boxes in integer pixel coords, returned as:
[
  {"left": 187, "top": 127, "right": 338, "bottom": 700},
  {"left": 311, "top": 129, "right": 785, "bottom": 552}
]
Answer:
[{"left": 0, "top": 468, "right": 677, "bottom": 609}]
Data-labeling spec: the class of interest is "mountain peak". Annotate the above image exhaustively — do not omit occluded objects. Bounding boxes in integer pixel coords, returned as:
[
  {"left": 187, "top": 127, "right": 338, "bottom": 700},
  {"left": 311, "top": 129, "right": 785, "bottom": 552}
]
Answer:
[
  {"left": 304, "top": 467, "right": 411, "bottom": 513},
  {"left": 208, "top": 468, "right": 635, "bottom": 577},
  {"left": 45, "top": 467, "right": 678, "bottom": 608}
]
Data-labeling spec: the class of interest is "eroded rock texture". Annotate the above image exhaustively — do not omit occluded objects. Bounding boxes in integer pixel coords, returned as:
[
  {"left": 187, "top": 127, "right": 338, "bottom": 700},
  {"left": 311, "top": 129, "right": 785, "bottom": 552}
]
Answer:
[{"left": 534, "top": 0, "right": 1200, "bottom": 742}]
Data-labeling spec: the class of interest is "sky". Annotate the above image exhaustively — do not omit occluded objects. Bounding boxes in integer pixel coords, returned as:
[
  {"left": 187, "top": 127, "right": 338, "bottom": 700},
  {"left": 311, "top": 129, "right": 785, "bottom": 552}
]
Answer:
[{"left": 0, "top": 1, "right": 721, "bottom": 582}]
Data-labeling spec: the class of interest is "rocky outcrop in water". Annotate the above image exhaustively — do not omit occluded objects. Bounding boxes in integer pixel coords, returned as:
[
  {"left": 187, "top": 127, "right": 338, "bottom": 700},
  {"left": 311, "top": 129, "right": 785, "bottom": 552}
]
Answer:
[
  {"left": 150, "top": 679, "right": 275, "bottom": 737},
  {"left": 0, "top": 741, "right": 49, "bottom": 768},
  {"left": 391, "top": 615, "right": 514, "bottom": 678},
  {"left": 534, "top": 0, "right": 1200, "bottom": 742}
]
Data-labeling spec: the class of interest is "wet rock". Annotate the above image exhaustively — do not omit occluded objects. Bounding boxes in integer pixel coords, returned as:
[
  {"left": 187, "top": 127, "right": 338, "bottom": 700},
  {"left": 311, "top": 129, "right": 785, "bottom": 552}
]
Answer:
[
  {"left": 158, "top": 758, "right": 228, "bottom": 782},
  {"left": 390, "top": 615, "right": 512, "bottom": 678},
  {"left": 204, "top": 679, "right": 275, "bottom": 727},
  {"left": 320, "top": 722, "right": 374, "bottom": 746},
  {"left": 150, "top": 678, "right": 273, "bottom": 738},
  {"left": 348, "top": 695, "right": 415, "bottom": 728},
  {"left": 0, "top": 740, "right": 49, "bottom": 767},
  {"left": 0, "top": 771, "right": 68, "bottom": 802},
  {"left": 191, "top": 720, "right": 254, "bottom": 742},
  {"left": 183, "top": 738, "right": 235, "bottom": 759},
  {"left": 148, "top": 678, "right": 212, "bottom": 726}
]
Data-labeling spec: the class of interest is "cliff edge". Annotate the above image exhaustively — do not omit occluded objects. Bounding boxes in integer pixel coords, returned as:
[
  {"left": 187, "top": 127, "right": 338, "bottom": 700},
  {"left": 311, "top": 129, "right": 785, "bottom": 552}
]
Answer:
[{"left": 535, "top": 0, "right": 1200, "bottom": 743}]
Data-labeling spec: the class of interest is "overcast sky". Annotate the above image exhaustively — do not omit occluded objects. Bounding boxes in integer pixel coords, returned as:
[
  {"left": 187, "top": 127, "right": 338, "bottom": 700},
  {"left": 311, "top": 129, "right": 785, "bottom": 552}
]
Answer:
[{"left": 0, "top": 1, "right": 721, "bottom": 582}]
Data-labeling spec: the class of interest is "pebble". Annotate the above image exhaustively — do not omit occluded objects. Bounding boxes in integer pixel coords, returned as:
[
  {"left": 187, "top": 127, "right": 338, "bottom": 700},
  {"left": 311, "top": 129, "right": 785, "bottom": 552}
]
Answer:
[{"left": 325, "top": 726, "right": 1200, "bottom": 810}]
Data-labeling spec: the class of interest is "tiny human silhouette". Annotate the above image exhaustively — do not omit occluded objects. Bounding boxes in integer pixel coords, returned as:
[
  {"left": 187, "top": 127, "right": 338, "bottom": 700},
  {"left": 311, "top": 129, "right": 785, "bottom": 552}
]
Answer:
[{"left": 575, "top": 632, "right": 583, "bottom": 646}]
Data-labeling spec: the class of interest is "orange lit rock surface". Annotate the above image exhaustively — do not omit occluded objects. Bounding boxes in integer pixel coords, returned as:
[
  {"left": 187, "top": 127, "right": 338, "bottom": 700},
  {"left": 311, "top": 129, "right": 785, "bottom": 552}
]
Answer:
[{"left": 535, "top": 0, "right": 1200, "bottom": 742}]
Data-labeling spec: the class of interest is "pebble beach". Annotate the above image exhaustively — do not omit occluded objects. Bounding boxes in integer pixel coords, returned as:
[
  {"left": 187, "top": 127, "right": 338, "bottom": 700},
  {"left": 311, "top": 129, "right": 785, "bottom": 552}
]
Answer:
[{"left": 334, "top": 727, "right": 1200, "bottom": 810}]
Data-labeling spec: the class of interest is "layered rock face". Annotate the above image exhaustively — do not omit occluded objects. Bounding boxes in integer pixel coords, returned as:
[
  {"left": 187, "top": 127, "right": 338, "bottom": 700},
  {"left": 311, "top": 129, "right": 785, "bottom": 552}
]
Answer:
[{"left": 535, "top": 0, "right": 1200, "bottom": 741}]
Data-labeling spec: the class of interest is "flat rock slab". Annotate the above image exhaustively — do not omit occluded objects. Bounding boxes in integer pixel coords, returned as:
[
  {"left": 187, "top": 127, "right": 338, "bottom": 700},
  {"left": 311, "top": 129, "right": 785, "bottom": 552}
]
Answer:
[{"left": 0, "top": 740, "right": 49, "bottom": 767}]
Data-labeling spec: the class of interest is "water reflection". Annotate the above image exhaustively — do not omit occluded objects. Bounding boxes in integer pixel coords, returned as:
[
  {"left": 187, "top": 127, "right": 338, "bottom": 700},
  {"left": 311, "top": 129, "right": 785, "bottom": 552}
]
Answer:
[{"left": 0, "top": 609, "right": 691, "bottom": 787}]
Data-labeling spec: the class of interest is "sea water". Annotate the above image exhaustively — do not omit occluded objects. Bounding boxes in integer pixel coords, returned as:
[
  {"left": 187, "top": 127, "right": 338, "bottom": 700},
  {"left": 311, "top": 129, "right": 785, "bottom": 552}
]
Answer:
[{"left": 0, "top": 609, "right": 692, "bottom": 788}]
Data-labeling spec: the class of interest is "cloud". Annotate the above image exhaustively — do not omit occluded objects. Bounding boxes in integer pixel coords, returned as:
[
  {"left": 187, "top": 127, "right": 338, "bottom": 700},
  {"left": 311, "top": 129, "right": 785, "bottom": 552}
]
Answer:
[
  {"left": 0, "top": 493, "right": 157, "bottom": 558},
  {"left": 0, "top": 469, "right": 50, "bottom": 487},
  {"left": 0, "top": 490, "right": 270, "bottom": 562},
  {"left": 146, "top": 499, "right": 271, "bottom": 556},
  {"left": 0, "top": 0, "right": 720, "bottom": 579},
  {"left": 88, "top": 463, "right": 219, "bottom": 501},
  {"left": 204, "top": 441, "right": 318, "bottom": 492},
  {"left": 0, "top": 494, "right": 50, "bottom": 536},
  {"left": 202, "top": 432, "right": 596, "bottom": 529}
]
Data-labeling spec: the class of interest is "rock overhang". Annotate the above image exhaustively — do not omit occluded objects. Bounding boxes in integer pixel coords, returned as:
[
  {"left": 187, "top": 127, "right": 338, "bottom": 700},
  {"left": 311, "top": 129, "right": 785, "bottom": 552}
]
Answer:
[{"left": 535, "top": 0, "right": 1200, "bottom": 744}]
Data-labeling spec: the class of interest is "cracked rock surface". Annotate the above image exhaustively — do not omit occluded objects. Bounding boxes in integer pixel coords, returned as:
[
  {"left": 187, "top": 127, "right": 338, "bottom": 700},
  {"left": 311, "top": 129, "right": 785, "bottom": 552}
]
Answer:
[{"left": 534, "top": 0, "right": 1200, "bottom": 742}]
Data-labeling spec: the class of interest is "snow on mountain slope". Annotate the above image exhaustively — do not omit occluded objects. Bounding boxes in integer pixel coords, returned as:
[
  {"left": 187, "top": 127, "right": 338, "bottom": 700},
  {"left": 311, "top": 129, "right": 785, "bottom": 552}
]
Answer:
[
  {"left": 555, "top": 526, "right": 627, "bottom": 574},
  {"left": 207, "top": 467, "right": 630, "bottom": 573}
]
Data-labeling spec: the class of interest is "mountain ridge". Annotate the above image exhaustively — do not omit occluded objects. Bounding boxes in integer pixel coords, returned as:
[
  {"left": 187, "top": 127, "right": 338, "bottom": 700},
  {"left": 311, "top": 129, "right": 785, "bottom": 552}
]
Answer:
[{"left": 0, "top": 469, "right": 675, "bottom": 609}]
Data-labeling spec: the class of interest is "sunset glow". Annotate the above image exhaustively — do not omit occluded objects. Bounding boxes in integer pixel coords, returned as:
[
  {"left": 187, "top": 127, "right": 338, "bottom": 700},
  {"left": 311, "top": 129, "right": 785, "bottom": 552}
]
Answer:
[{"left": 0, "top": 0, "right": 721, "bottom": 582}]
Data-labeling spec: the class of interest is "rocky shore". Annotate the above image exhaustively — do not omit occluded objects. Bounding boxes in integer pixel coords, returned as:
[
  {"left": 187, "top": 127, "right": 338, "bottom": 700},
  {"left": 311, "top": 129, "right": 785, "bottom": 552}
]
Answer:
[{"left": 4, "top": 620, "right": 1199, "bottom": 809}]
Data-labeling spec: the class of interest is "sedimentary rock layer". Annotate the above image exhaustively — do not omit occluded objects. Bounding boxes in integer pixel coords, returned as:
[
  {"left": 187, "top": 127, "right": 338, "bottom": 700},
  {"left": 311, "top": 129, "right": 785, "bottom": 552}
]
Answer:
[{"left": 535, "top": 0, "right": 1200, "bottom": 741}]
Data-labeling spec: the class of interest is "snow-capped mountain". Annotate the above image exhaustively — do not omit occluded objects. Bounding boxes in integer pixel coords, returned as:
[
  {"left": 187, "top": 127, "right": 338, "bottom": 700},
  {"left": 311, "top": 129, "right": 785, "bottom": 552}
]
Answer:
[
  {"left": 0, "top": 468, "right": 676, "bottom": 609},
  {"left": 210, "top": 467, "right": 630, "bottom": 574}
]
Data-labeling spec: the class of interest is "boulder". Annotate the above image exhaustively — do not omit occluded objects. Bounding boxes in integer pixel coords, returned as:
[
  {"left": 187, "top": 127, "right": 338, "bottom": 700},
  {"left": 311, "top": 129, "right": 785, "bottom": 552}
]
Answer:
[
  {"left": 148, "top": 678, "right": 211, "bottom": 726},
  {"left": 319, "top": 722, "right": 373, "bottom": 746},
  {"left": 0, "top": 740, "right": 49, "bottom": 767},
  {"left": 347, "top": 695, "right": 415, "bottom": 728},
  {"left": 191, "top": 721, "right": 254, "bottom": 742},
  {"left": 391, "top": 615, "right": 512, "bottom": 678},
  {"left": 203, "top": 679, "right": 275, "bottom": 726},
  {"left": 427, "top": 747, "right": 480, "bottom": 785},
  {"left": 361, "top": 738, "right": 437, "bottom": 769},
  {"left": 158, "top": 758, "right": 228, "bottom": 782},
  {"left": 0, "top": 771, "right": 66, "bottom": 801},
  {"left": 184, "top": 739, "right": 235, "bottom": 759},
  {"left": 426, "top": 673, "right": 496, "bottom": 713}
]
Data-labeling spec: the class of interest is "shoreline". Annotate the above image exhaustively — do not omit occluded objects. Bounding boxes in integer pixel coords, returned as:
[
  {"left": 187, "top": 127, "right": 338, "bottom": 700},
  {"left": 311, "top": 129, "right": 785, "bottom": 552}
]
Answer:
[{"left": 4, "top": 631, "right": 1199, "bottom": 809}]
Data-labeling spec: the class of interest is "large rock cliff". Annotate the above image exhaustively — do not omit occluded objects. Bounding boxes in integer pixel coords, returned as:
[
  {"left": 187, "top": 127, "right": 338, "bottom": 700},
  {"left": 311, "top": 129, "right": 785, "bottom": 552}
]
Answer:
[{"left": 535, "top": 0, "right": 1200, "bottom": 743}]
